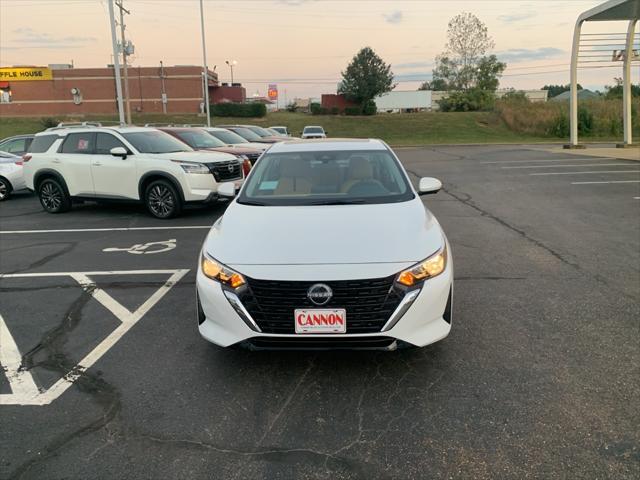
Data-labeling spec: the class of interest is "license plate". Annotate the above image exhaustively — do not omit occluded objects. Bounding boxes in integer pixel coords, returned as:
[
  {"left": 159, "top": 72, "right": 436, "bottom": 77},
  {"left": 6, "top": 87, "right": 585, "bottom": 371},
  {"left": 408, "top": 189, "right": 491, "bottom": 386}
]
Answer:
[{"left": 294, "top": 309, "right": 346, "bottom": 334}]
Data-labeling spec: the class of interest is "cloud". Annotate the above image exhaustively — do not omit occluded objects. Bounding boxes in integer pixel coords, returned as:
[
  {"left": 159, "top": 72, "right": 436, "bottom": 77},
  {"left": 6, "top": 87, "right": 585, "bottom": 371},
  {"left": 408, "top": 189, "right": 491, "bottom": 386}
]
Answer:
[
  {"left": 497, "top": 12, "right": 536, "bottom": 23},
  {"left": 383, "top": 10, "right": 403, "bottom": 24},
  {"left": 394, "top": 61, "right": 433, "bottom": 70},
  {"left": 4, "top": 28, "right": 96, "bottom": 50},
  {"left": 496, "top": 47, "right": 566, "bottom": 63},
  {"left": 393, "top": 71, "right": 433, "bottom": 82}
]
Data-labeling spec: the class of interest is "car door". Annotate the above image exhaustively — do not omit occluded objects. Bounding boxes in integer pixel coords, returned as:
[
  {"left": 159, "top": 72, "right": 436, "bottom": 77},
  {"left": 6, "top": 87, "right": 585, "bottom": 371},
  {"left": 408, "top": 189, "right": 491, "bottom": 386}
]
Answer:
[
  {"left": 92, "top": 133, "right": 137, "bottom": 199},
  {"left": 57, "top": 132, "right": 96, "bottom": 196}
]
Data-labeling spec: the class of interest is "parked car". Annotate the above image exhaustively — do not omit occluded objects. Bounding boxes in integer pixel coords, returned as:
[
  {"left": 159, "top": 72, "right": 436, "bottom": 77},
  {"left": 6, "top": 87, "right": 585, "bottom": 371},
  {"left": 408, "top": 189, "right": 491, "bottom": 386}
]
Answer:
[
  {"left": 23, "top": 126, "right": 244, "bottom": 219},
  {"left": 0, "top": 134, "right": 34, "bottom": 156},
  {"left": 196, "top": 139, "right": 452, "bottom": 350},
  {"left": 158, "top": 127, "right": 259, "bottom": 173},
  {"left": 203, "top": 127, "right": 270, "bottom": 154},
  {"left": 269, "top": 126, "right": 290, "bottom": 136},
  {"left": 0, "top": 151, "right": 27, "bottom": 201},
  {"left": 301, "top": 126, "right": 327, "bottom": 139},
  {"left": 218, "top": 125, "right": 282, "bottom": 144}
]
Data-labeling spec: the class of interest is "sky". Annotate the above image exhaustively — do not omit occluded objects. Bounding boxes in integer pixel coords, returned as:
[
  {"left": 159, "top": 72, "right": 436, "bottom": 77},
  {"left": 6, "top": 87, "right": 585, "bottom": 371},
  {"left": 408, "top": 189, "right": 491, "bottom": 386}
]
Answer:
[{"left": 1, "top": 0, "right": 638, "bottom": 105}]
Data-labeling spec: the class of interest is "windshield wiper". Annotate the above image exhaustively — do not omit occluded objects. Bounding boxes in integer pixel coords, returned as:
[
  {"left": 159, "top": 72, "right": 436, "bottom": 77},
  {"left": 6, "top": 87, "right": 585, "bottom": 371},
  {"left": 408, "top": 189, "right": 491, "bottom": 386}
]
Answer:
[
  {"left": 237, "top": 200, "right": 267, "bottom": 206},
  {"left": 310, "top": 199, "right": 368, "bottom": 205}
]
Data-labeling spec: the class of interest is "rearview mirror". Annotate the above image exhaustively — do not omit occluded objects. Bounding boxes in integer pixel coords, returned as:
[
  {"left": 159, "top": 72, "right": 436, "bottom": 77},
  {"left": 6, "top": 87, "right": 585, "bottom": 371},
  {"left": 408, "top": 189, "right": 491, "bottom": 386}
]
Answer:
[
  {"left": 110, "top": 146, "right": 127, "bottom": 159},
  {"left": 418, "top": 177, "right": 442, "bottom": 196},
  {"left": 217, "top": 182, "right": 236, "bottom": 198}
]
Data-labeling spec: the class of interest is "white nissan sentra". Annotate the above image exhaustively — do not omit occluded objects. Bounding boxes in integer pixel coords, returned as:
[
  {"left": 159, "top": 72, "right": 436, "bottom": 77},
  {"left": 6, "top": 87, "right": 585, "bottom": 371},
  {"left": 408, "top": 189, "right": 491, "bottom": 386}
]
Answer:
[{"left": 196, "top": 139, "right": 453, "bottom": 350}]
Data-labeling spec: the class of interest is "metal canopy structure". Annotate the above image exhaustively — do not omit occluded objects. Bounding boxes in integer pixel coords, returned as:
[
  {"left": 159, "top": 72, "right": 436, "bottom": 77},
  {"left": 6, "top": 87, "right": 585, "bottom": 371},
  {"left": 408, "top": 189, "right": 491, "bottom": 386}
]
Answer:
[{"left": 568, "top": 0, "right": 639, "bottom": 147}]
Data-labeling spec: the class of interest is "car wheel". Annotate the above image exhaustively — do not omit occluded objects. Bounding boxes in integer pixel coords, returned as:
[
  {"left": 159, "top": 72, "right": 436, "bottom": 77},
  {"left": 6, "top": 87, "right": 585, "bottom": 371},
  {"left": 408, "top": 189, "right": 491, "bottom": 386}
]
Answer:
[
  {"left": 0, "top": 178, "right": 11, "bottom": 201},
  {"left": 38, "top": 178, "right": 71, "bottom": 213},
  {"left": 145, "top": 179, "right": 182, "bottom": 219}
]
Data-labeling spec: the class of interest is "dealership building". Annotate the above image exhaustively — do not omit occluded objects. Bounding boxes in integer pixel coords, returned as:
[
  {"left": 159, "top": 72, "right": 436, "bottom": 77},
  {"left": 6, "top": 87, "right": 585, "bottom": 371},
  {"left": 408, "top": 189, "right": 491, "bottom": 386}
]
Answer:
[{"left": 0, "top": 65, "right": 246, "bottom": 116}]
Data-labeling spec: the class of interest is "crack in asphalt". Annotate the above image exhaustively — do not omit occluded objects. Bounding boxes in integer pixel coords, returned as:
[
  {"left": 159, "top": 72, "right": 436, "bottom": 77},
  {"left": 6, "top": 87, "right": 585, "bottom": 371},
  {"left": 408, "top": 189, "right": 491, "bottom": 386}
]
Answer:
[
  {"left": 8, "top": 286, "right": 122, "bottom": 480},
  {"left": 2, "top": 241, "right": 78, "bottom": 275}
]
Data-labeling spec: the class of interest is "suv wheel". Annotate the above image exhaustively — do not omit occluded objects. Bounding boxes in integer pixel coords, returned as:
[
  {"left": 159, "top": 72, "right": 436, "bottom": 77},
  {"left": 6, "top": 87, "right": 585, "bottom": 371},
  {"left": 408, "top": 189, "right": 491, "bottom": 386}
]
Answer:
[
  {"left": 0, "top": 178, "right": 11, "bottom": 201},
  {"left": 38, "top": 178, "right": 71, "bottom": 213},
  {"left": 145, "top": 179, "right": 182, "bottom": 219}
]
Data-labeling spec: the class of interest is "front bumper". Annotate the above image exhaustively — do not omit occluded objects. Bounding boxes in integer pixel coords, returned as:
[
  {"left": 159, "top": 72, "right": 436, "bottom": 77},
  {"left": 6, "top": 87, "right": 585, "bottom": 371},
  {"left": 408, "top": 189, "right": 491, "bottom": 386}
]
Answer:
[{"left": 196, "top": 255, "right": 453, "bottom": 349}]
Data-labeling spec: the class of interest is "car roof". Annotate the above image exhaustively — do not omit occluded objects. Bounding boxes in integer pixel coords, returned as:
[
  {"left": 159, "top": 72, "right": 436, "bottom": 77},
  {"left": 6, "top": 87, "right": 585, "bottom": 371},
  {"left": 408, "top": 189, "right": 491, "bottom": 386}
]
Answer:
[
  {"left": 268, "top": 138, "right": 387, "bottom": 153},
  {"left": 0, "top": 134, "right": 34, "bottom": 141},
  {"left": 35, "top": 126, "right": 163, "bottom": 136}
]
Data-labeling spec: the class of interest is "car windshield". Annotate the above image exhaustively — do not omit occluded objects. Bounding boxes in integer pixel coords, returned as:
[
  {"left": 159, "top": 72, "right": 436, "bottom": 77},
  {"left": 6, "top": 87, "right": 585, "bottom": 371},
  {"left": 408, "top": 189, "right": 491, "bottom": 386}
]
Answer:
[
  {"left": 171, "top": 130, "right": 226, "bottom": 149},
  {"left": 231, "top": 128, "right": 263, "bottom": 142},
  {"left": 304, "top": 127, "right": 324, "bottom": 134},
  {"left": 247, "top": 126, "right": 273, "bottom": 137},
  {"left": 237, "top": 149, "right": 414, "bottom": 206},
  {"left": 123, "top": 131, "right": 193, "bottom": 154},
  {"left": 208, "top": 130, "right": 248, "bottom": 145}
]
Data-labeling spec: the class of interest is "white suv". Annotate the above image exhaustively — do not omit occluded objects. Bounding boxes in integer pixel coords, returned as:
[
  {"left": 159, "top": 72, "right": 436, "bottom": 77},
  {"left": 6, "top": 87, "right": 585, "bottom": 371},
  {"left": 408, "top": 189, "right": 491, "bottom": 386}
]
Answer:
[{"left": 23, "top": 125, "right": 244, "bottom": 218}]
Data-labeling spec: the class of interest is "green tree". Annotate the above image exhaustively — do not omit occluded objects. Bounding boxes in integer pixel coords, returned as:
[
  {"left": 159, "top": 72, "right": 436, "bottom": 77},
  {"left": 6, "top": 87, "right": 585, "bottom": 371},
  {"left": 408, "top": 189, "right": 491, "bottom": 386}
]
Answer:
[
  {"left": 338, "top": 47, "right": 395, "bottom": 103},
  {"left": 430, "top": 13, "right": 504, "bottom": 92},
  {"left": 604, "top": 77, "right": 640, "bottom": 99}
]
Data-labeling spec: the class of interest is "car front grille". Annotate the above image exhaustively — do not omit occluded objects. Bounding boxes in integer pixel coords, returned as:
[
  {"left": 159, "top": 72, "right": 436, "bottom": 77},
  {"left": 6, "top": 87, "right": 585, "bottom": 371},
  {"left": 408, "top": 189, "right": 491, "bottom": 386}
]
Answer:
[
  {"left": 208, "top": 160, "right": 242, "bottom": 181},
  {"left": 237, "top": 275, "right": 403, "bottom": 334}
]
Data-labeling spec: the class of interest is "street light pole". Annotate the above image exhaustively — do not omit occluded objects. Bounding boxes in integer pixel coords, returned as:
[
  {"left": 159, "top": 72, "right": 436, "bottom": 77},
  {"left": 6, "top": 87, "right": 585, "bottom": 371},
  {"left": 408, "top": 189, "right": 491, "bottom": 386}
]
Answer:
[
  {"left": 225, "top": 60, "right": 237, "bottom": 84},
  {"left": 199, "top": 0, "right": 211, "bottom": 127},
  {"left": 107, "top": 0, "right": 125, "bottom": 125},
  {"left": 116, "top": 0, "right": 132, "bottom": 124}
]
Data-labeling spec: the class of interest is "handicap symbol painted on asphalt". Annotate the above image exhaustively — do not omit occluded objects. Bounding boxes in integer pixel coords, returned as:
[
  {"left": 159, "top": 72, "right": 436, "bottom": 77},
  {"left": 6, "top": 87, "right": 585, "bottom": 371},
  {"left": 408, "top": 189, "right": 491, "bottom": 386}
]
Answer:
[{"left": 103, "top": 239, "right": 177, "bottom": 255}]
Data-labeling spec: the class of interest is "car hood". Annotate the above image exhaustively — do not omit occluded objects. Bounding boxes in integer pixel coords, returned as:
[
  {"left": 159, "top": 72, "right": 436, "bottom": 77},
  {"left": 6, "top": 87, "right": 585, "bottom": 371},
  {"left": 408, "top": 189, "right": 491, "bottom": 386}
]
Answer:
[
  {"left": 204, "top": 198, "right": 444, "bottom": 266},
  {"left": 155, "top": 150, "right": 239, "bottom": 163},
  {"left": 239, "top": 142, "right": 269, "bottom": 151},
  {"left": 203, "top": 146, "right": 262, "bottom": 156}
]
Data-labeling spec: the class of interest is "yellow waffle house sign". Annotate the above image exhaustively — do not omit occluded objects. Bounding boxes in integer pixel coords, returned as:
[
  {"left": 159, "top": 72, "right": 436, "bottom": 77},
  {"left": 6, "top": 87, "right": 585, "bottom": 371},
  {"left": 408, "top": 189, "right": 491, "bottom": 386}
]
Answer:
[{"left": 0, "top": 67, "right": 53, "bottom": 81}]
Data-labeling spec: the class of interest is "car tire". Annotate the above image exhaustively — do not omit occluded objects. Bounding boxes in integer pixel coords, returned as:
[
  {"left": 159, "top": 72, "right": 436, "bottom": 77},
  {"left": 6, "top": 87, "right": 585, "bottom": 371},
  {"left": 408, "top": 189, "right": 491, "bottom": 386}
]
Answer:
[
  {"left": 38, "top": 178, "right": 71, "bottom": 213},
  {"left": 145, "top": 179, "right": 182, "bottom": 219},
  {"left": 0, "top": 177, "right": 11, "bottom": 201}
]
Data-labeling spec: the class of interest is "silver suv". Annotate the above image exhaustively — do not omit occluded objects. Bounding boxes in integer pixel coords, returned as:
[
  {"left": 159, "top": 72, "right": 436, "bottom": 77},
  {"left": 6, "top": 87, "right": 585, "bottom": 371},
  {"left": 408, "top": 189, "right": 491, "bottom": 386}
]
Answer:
[{"left": 23, "top": 124, "right": 244, "bottom": 218}]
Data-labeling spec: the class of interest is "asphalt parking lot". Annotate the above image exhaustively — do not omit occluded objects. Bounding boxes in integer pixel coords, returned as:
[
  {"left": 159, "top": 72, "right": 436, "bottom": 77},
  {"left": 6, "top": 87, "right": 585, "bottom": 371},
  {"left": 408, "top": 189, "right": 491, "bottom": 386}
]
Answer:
[{"left": 1, "top": 144, "right": 638, "bottom": 479}]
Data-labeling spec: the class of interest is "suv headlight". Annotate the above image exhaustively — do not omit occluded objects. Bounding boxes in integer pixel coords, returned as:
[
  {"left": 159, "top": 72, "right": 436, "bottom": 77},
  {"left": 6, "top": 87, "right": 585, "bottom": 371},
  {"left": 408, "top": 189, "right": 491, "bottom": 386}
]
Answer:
[
  {"left": 396, "top": 245, "right": 447, "bottom": 287},
  {"left": 172, "top": 160, "right": 209, "bottom": 174},
  {"left": 201, "top": 253, "right": 246, "bottom": 289}
]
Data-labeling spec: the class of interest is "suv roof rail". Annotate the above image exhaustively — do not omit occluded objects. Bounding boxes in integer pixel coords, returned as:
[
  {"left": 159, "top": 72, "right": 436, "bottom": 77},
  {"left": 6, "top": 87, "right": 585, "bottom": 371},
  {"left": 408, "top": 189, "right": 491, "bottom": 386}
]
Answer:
[{"left": 45, "top": 121, "right": 103, "bottom": 131}]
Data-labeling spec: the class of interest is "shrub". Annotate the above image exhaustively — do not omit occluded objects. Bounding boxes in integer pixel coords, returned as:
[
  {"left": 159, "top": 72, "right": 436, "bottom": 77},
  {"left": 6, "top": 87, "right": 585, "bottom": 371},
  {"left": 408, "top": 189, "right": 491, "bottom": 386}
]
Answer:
[
  {"left": 310, "top": 102, "right": 322, "bottom": 115},
  {"left": 330, "top": 106, "right": 340, "bottom": 115},
  {"left": 344, "top": 106, "right": 362, "bottom": 116},
  {"left": 438, "top": 89, "right": 496, "bottom": 112},
  {"left": 500, "top": 90, "right": 529, "bottom": 103},
  {"left": 362, "top": 100, "right": 377, "bottom": 115},
  {"left": 496, "top": 98, "right": 637, "bottom": 138},
  {"left": 210, "top": 102, "right": 266, "bottom": 117},
  {"left": 40, "top": 117, "right": 60, "bottom": 129},
  {"left": 286, "top": 102, "right": 297, "bottom": 112}
]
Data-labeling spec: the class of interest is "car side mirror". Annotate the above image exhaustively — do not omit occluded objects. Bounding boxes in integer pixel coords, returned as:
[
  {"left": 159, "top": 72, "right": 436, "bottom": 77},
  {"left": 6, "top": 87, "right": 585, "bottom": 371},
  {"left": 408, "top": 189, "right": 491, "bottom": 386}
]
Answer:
[
  {"left": 324, "top": 131, "right": 328, "bottom": 135},
  {"left": 110, "top": 146, "right": 128, "bottom": 159},
  {"left": 217, "top": 181, "right": 236, "bottom": 198},
  {"left": 418, "top": 177, "right": 442, "bottom": 195}
]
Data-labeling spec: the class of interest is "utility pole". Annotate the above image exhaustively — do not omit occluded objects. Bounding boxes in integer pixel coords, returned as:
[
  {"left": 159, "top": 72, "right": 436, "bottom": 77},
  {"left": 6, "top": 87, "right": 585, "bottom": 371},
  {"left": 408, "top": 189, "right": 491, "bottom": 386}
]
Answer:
[
  {"left": 115, "top": 0, "right": 132, "bottom": 124},
  {"left": 199, "top": 0, "right": 211, "bottom": 127},
  {"left": 107, "top": 0, "right": 125, "bottom": 125}
]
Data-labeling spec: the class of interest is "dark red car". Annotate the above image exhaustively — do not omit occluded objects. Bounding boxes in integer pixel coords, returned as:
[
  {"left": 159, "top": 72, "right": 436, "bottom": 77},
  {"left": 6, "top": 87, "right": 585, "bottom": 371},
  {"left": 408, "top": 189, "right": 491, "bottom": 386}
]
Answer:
[{"left": 159, "top": 127, "right": 260, "bottom": 176}]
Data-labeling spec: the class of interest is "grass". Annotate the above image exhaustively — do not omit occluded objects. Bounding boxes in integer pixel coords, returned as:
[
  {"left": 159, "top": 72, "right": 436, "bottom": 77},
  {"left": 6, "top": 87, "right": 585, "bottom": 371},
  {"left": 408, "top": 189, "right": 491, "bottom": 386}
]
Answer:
[{"left": 0, "top": 110, "right": 623, "bottom": 146}]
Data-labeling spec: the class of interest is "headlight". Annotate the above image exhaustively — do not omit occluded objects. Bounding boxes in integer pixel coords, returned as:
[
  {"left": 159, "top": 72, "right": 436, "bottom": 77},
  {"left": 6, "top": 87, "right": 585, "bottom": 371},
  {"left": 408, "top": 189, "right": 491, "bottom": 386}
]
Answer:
[
  {"left": 201, "top": 253, "right": 246, "bottom": 289},
  {"left": 172, "top": 160, "right": 210, "bottom": 174},
  {"left": 396, "top": 245, "right": 447, "bottom": 287}
]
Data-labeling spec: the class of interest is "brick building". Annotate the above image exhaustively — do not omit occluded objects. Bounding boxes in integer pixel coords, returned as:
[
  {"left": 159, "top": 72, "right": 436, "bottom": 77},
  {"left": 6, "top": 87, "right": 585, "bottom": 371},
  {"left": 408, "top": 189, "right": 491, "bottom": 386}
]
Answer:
[{"left": 0, "top": 65, "right": 246, "bottom": 116}]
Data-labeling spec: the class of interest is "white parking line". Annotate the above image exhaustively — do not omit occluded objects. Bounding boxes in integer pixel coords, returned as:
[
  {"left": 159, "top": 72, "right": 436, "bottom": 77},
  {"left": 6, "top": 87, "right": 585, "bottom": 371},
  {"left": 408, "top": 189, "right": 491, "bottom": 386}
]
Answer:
[
  {"left": 530, "top": 170, "right": 640, "bottom": 176},
  {"left": 0, "top": 269, "right": 189, "bottom": 405},
  {"left": 502, "top": 163, "right": 631, "bottom": 169},
  {"left": 0, "top": 225, "right": 211, "bottom": 235},
  {"left": 481, "top": 158, "right": 615, "bottom": 164},
  {"left": 571, "top": 180, "right": 640, "bottom": 185}
]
